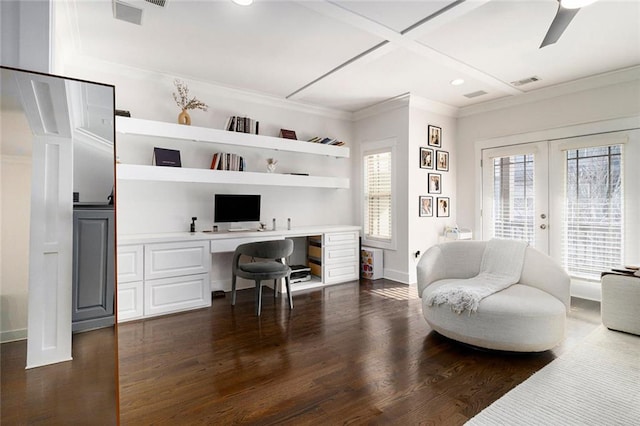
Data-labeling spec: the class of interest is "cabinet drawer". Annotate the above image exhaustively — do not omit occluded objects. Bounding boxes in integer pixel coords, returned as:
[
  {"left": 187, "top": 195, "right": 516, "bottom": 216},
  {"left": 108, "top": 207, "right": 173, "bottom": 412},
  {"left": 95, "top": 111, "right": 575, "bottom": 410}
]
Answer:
[
  {"left": 144, "top": 273, "right": 211, "bottom": 317},
  {"left": 324, "top": 231, "right": 359, "bottom": 246},
  {"left": 323, "top": 245, "right": 358, "bottom": 265},
  {"left": 308, "top": 244, "right": 322, "bottom": 260},
  {"left": 117, "top": 245, "right": 144, "bottom": 283},
  {"left": 323, "top": 262, "right": 359, "bottom": 285},
  {"left": 145, "top": 241, "right": 210, "bottom": 280},
  {"left": 210, "top": 236, "right": 284, "bottom": 253},
  {"left": 117, "top": 281, "right": 143, "bottom": 322}
]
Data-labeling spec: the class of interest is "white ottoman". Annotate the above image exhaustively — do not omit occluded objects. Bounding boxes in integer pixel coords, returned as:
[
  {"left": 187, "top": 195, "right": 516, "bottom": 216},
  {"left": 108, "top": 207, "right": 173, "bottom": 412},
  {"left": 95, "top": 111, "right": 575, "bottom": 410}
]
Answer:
[{"left": 601, "top": 273, "right": 640, "bottom": 335}]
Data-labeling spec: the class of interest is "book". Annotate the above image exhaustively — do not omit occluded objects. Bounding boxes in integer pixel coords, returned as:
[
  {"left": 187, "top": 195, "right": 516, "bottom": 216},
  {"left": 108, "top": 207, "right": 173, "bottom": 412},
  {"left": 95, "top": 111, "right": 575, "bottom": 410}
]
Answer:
[
  {"left": 280, "top": 129, "right": 297, "bottom": 140},
  {"left": 152, "top": 147, "right": 181, "bottom": 167}
]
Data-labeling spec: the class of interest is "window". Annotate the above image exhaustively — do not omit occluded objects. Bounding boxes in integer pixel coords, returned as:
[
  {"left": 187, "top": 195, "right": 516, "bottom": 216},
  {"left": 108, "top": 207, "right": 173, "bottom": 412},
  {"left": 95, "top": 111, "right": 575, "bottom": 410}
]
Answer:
[
  {"left": 564, "top": 145, "right": 623, "bottom": 280},
  {"left": 363, "top": 144, "right": 394, "bottom": 248},
  {"left": 492, "top": 154, "right": 536, "bottom": 246}
]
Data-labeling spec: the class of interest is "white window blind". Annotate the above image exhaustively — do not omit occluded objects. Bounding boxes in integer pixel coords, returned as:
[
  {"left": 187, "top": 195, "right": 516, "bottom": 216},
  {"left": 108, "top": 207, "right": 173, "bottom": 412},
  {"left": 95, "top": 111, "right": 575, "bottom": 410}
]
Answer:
[
  {"left": 564, "top": 145, "right": 623, "bottom": 280},
  {"left": 492, "top": 154, "right": 535, "bottom": 246},
  {"left": 364, "top": 150, "right": 392, "bottom": 242}
]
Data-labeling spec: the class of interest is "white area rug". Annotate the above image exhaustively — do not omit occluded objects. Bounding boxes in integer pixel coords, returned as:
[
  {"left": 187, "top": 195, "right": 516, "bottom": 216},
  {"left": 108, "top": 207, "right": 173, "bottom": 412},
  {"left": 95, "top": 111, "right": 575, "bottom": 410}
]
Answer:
[{"left": 467, "top": 326, "right": 640, "bottom": 425}]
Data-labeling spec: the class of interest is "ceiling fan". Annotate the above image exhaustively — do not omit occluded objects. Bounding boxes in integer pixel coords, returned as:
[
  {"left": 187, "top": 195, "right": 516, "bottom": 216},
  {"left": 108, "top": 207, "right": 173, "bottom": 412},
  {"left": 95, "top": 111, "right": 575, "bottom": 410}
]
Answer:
[{"left": 540, "top": 0, "right": 599, "bottom": 48}]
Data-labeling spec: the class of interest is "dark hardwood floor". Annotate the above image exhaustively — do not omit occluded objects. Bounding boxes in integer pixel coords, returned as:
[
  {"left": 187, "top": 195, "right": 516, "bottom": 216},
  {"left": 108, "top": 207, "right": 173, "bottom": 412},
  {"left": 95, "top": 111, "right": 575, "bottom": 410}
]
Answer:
[
  {"left": 1, "top": 327, "right": 118, "bottom": 425},
  {"left": 117, "top": 280, "right": 601, "bottom": 425}
]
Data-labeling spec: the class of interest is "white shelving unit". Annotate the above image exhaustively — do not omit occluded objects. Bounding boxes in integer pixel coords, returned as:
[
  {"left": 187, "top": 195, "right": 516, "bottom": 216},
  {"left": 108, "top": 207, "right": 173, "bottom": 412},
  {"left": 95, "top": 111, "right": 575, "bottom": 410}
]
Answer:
[
  {"left": 115, "top": 117, "right": 350, "bottom": 189},
  {"left": 116, "top": 117, "right": 350, "bottom": 158},
  {"left": 116, "top": 164, "right": 349, "bottom": 188}
]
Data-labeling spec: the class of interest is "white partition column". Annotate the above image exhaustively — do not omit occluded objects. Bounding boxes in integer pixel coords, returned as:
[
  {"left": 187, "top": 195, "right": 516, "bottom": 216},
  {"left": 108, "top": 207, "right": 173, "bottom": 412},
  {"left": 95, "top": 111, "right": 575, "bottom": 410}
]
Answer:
[{"left": 26, "top": 135, "right": 73, "bottom": 368}]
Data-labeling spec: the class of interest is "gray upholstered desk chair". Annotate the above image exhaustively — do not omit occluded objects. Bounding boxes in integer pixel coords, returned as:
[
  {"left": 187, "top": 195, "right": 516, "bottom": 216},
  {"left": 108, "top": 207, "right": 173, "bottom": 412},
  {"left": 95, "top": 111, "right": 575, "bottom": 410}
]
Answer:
[{"left": 231, "top": 239, "right": 294, "bottom": 316}]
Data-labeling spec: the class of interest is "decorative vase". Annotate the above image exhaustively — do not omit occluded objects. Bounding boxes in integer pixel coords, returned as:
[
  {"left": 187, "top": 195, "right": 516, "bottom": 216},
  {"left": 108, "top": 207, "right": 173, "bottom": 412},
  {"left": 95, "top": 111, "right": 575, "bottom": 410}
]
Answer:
[{"left": 178, "top": 109, "right": 191, "bottom": 125}]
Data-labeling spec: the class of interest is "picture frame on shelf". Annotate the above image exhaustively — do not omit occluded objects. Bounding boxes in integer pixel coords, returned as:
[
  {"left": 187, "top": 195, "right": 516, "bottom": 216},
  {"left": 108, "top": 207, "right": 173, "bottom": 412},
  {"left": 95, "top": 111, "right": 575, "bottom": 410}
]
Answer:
[
  {"left": 436, "top": 150, "right": 449, "bottom": 171},
  {"left": 428, "top": 173, "right": 441, "bottom": 194},
  {"left": 419, "top": 196, "right": 433, "bottom": 217},
  {"left": 437, "top": 197, "right": 450, "bottom": 217},
  {"left": 428, "top": 125, "right": 442, "bottom": 148},
  {"left": 152, "top": 147, "right": 182, "bottom": 167},
  {"left": 420, "top": 147, "right": 434, "bottom": 169},
  {"left": 279, "top": 129, "right": 297, "bottom": 140}
]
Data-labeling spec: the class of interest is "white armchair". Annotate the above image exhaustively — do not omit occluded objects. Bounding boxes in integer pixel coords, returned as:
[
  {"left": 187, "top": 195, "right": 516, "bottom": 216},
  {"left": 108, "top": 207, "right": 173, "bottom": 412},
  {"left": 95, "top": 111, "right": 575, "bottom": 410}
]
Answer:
[{"left": 417, "top": 240, "right": 570, "bottom": 352}]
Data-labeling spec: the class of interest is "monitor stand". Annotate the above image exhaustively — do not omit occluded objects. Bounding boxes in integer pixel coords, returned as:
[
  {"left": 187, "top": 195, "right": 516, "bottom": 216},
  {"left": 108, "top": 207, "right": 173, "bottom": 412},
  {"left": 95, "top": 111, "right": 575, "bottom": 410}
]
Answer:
[{"left": 228, "top": 222, "right": 250, "bottom": 232}]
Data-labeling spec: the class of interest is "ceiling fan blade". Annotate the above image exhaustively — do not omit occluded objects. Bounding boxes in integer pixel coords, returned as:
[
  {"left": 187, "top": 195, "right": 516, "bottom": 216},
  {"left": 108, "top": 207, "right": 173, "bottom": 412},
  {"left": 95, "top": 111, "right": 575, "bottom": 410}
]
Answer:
[{"left": 540, "top": 5, "right": 580, "bottom": 48}]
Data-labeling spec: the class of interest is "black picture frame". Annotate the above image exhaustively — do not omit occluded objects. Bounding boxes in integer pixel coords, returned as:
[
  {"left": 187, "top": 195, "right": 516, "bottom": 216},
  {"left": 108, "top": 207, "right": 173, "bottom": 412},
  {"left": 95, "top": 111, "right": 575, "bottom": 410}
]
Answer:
[
  {"left": 436, "top": 150, "right": 449, "bottom": 171},
  {"left": 437, "top": 197, "right": 450, "bottom": 217},
  {"left": 419, "top": 147, "right": 434, "bottom": 169},
  {"left": 428, "top": 125, "right": 442, "bottom": 148},
  {"left": 428, "top": 173, "right": 441, "bottom": 194},
  {"left": 419, "top": 196, "right": 433, "bottom": 217},
  {"left": 153, "top": 147, "right": 182, "bottom": 167}
]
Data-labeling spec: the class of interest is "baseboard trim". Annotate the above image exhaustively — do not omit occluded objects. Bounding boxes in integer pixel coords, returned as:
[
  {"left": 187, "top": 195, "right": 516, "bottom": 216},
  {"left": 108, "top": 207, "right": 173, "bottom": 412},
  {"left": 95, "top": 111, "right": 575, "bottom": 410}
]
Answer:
[
  {"left": 384, "top": 268, "right": 410, "bottom": 284},
  {"left": 1, "top": 328, "right": 27, "bottom": 344}
]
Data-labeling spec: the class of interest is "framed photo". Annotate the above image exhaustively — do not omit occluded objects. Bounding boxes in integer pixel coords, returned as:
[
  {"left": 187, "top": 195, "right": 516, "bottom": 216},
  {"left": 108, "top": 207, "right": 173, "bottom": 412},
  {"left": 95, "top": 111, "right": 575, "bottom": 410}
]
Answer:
[
  {"left": 419, "top": 196, "right": 433, "bottom": 217},
  {"left": 436, "top": 150, "right": 449, "bottom": 171},
  {"left": 419, "top": 147, "right": 434, "bottom": 169},
  {"left": 437, "top": 197, "right": 450, "bottom": 217},
  {"left": 428, "top": 125, "right": 442, "bottom": 148},
  {"left": 428, "top": 173, "right": 441, "bottom": 194}
]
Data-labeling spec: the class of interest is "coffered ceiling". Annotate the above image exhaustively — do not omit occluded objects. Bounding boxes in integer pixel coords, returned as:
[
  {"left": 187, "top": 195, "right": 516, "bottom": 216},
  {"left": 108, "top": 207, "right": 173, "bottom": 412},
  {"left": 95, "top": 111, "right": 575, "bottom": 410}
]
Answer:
[{"left": 60, "top": 0, "right": 640, "bottom": 112}]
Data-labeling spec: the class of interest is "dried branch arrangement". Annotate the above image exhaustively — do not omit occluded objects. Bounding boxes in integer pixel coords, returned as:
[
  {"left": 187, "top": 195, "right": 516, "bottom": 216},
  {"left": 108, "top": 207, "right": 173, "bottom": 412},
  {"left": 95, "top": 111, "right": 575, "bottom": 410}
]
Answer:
[{"left": 172, "top": 79, "right": 208, "bottom": 111}]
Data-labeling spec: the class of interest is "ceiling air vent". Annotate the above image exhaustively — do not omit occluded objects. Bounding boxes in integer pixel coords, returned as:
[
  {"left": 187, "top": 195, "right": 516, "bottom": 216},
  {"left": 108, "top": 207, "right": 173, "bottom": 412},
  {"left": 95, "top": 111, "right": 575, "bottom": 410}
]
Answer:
[
  {"left": 464, "top": 90, "right": 488, "bottom": 99},
  {"left": 113, "top": 0, "right": 143, "bottom": 25},
  {"left": 511, "top": 76, "right": 542, "bottom": 87},
  {"left": 145, "top": 0, "right": 167, "bottom": 7}
]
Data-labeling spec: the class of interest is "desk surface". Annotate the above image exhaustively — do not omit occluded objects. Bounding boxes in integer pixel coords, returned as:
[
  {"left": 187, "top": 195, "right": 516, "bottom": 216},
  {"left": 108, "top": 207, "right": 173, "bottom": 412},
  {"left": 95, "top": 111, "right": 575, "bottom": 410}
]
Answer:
[{"left": 118, "top": 225, "right": 361, "bottom": 245}]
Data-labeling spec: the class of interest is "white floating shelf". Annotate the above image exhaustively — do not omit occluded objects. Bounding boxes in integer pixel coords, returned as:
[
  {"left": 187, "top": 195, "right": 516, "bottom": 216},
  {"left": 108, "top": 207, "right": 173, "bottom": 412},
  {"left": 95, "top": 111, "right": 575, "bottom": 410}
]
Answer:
[
  {"left": 116, "top": 117, "right": 350, "bottom": 158},
  {"left": 116, "top": 164, "right": 349, "bottom": 189}
]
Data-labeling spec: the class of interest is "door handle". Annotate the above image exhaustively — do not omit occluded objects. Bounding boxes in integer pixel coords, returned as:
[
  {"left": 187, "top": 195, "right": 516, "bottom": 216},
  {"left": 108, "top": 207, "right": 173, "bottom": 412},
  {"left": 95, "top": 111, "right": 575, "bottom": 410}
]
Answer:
[{"left": 540, "top": 224, "right": 547, "bottom": 230}]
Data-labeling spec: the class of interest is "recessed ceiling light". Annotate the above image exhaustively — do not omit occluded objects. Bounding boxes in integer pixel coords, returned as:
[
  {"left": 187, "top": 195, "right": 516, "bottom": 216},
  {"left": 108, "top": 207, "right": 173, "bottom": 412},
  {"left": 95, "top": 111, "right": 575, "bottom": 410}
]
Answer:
[
  {"left": 232, "top": 0, "right": 253, "bottom": 5},
  {"left": 450, "top": 79, "right": 465, "bottom": 86}
]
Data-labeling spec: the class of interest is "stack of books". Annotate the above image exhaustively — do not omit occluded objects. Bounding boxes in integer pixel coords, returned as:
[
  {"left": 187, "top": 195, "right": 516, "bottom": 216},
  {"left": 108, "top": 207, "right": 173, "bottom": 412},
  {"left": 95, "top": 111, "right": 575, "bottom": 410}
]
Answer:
[
  {"left": 225, "top": 116, "right": 259, "bottom": 134},
  {"left": 210, "top": 152, "right": 246, "bottom": 171},
  {"left": 307, "top": 136, "right": 345, "bottom": 146}
]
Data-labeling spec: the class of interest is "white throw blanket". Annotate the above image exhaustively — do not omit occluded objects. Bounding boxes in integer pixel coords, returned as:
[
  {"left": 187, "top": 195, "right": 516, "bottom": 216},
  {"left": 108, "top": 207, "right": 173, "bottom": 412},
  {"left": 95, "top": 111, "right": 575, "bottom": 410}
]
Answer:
[{"left": 426, "top": 239, "right": 528, "bottom": 314}]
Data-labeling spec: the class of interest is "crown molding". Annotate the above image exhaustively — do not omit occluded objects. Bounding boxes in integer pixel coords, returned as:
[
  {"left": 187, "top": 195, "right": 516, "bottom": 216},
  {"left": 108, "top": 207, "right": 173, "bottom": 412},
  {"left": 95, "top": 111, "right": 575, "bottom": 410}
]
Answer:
[
  {"left": 458, "top": 65, "right": 640, "bottom": 118},
  {"left": 409, "top": 94, "right": 459, "bottom": 117},
  {"left": 352, "top": 93, "right": 411, "bottom": 121}
]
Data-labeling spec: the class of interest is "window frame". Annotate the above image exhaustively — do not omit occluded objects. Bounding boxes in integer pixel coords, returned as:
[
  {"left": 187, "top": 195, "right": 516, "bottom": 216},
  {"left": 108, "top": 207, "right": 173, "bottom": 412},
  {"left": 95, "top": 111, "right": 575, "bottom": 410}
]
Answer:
[{"left": 362, "top": 138, "right": 397, "bottom": 251}]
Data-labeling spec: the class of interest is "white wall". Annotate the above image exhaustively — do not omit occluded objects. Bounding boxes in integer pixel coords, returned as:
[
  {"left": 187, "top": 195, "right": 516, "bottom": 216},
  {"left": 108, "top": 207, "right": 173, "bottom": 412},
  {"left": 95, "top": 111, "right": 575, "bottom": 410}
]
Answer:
[
  {"left": 0, "top": 156, "right": 31, "bottom": 341},
  {"left": 407, "top": 100, "right": 457, "bottom": 284},
  {"left": 0, "top": 0, "right": 51, "bottom": 73},
  {"left": 456, "top": 78, "right": 640, "bottom": 236},
  {"left": 354, "top": 101, "right": 409, "bottom": 283}
]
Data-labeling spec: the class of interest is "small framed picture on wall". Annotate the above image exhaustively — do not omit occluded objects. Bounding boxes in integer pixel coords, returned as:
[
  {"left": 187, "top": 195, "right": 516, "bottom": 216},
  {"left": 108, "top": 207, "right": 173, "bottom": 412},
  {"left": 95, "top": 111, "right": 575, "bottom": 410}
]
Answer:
[
  {"left": 437, "top": 197, "right": 450, "bottom": 217},
  {"left": 436, "top": 150, "right": 449, "bottom": 171},
  {"left": 420, "top": 147, "right": 434, "bottom": 169},
  {"left": 428, "top": 125, "right": 442, "bottom": 148},
  {"left": 419, "top": 196, "right": 433, "bottom": 217},
  {"left": 428, "top": 173, "right": 441, "bottom": 194}
]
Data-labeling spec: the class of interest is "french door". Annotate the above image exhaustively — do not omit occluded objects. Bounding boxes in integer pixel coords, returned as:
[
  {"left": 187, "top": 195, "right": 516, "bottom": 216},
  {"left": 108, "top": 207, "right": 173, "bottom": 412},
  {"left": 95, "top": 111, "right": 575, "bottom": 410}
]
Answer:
[
  {"left": 481, "top": 142, "right": 549, "bottom": 254},
  {"left": 481, "top": 133, "right": 630, "bottom": 291}
]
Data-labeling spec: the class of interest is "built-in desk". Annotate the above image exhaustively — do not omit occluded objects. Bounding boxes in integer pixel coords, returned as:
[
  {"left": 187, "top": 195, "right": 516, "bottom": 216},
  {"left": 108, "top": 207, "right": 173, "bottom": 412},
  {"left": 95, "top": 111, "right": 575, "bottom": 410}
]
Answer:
[{"left": 116, "top": 225, "right": 361, "bottom": 322}]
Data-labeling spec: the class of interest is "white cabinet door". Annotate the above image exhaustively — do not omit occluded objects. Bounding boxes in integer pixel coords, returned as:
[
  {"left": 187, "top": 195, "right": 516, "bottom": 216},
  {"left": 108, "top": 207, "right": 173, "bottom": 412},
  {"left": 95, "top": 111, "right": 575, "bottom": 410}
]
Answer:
[
  {"left": 144, "top": 273, "right": 211, "bottom": 317},
  {"left": 145, "top": 241, "right": 210, "bottom": 280},
  {"left": 117, "top": 281, "right": 143, "bottom": 322},
  {"left": 117, "top": 244, "right": 143, "bottom": 283},
  {"left": 323, "top": 245, "right": 359, "bottom": 265},
  {"left": 324, "top": 231, "right": 358, "bottom": 246},
  {"left": 324, "top": 263, "right": 359, "bottom": 284}
]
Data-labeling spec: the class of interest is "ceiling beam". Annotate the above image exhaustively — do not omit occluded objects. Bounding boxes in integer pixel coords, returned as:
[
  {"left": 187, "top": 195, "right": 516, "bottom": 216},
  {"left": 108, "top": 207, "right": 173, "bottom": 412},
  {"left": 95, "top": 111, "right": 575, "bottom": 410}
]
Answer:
[{"left": 289, "top": 0, "right": 522, "bottom": 100}]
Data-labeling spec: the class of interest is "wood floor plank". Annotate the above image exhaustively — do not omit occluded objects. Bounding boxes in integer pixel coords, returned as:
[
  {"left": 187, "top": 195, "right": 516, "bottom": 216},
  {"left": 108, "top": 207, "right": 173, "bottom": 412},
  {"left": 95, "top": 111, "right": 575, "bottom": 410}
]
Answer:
[{"left": 118, "top": 280, "right": 601, "bottom": 425}]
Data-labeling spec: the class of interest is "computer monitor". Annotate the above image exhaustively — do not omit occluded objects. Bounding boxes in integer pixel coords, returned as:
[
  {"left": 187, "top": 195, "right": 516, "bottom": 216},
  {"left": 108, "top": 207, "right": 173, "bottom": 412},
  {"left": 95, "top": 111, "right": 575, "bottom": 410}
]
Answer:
[{"left": 214, "top": 194, "right": 261, "bottom": 223}]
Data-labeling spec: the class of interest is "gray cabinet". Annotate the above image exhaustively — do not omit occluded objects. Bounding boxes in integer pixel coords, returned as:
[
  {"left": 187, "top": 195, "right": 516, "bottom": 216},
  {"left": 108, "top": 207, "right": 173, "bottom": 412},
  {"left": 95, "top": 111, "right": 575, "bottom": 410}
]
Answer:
[{"left": 72, "top": 206, "right": 115, "bottom": 332}]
